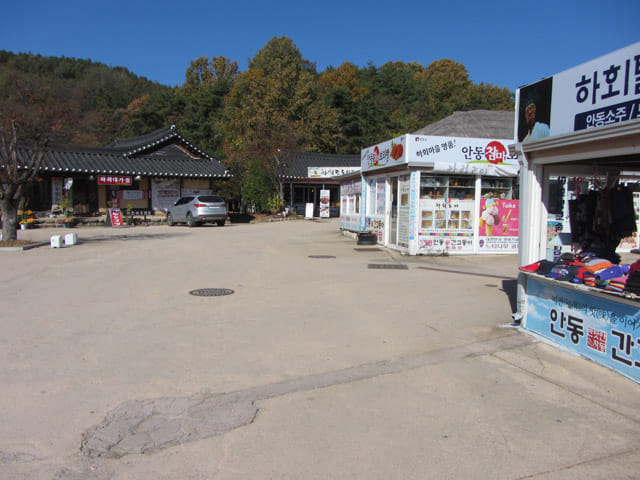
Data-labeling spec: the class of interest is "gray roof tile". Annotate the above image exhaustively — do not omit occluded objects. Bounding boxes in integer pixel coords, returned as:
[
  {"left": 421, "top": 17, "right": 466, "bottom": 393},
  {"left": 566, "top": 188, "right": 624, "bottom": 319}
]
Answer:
[
  {"left": 282, "top": 151, "right": 361, "bottom": 179},
  {"left": 15, "top": 126, "right": 230, "bottom": 178},
  {"left": 413, "top": 110, "right": 515, "bottom": 139}
]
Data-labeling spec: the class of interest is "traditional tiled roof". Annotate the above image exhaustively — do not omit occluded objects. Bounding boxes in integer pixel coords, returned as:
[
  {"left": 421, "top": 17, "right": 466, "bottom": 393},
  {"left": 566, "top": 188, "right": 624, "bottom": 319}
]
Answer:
[
  {"left": 281, "top": 151, "right": 361, "bottom": 179},
  {"left": 413, "top": 110, "right": 515, "bottom": 139},
  {"left": 14, "top": 125, "right": 231, "bottom": 179}
]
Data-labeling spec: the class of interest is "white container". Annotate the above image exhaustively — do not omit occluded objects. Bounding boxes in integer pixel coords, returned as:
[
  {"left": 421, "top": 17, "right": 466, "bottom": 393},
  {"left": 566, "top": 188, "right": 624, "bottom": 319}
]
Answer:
[
  {"left": 50, "top": 235, "right": 63, "bottom": 248},
  {"left": 64, "top": 233, "right": 77, "bottom": 246}
]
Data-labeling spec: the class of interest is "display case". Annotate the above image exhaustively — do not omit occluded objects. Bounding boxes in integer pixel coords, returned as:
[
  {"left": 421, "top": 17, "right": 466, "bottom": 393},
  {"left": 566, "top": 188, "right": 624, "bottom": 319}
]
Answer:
[
  {"left": 481, "top": 178, "right": 513, "bottom": 199},
  {"left": 420, "top": 175, "right": 475, "bottom": 234},
  {"left": 420, "top": 176, "right": 476, "bottom": 200},
  {"left": 448, "top": 176, "right": 475, "bottom": 200},
  {"left": 419, "top": 176, "right": 448, "bottom": 200}
]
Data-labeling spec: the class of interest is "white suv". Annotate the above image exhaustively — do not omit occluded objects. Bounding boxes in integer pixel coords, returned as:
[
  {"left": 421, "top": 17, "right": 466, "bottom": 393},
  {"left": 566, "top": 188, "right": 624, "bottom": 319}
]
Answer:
[{"left": 166, "top": 195, "right": 228, "bottom": 227}]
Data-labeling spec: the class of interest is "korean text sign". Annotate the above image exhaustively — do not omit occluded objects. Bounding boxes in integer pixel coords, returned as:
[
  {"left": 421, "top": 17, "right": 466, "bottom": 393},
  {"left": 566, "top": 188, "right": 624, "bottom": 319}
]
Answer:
[
  {"left": 525, "top": 276, "right": 640, "bottom": 383},
  {"left": 516, "top": 42, "right": 640, "bottom": 142},
  {"left": 362, "top": 135, "right": 518, "bottom": 176},
  {"left": 98, "top": 175, "right": 132, "bottom": 186}
]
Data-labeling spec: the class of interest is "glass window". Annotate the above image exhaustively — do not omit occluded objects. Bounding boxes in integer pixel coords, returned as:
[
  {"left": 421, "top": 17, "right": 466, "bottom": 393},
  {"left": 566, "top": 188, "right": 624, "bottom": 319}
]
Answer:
[
  {"left": 448, "top": 176, "right": 475, "bottom": 200},
  {"left": 420, "top": 176, "right": 447, "bottom": 200},
  {"left": 481, "top": 178, "right": 513, "bottom": 199}
]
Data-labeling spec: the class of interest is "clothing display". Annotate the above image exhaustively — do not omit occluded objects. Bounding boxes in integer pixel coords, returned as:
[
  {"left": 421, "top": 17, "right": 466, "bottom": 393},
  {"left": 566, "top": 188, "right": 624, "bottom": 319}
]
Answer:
[
  {"left": 519, "top": 256, "right": 640, "bottom": 299},
  {"left": 568, "top": 185, "right": 637, "bottom": 263}
]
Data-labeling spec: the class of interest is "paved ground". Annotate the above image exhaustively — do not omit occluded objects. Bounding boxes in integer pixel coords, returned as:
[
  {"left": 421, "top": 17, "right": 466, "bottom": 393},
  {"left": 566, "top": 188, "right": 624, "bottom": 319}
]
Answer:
[{"left": 1, "top": 219, "right": 639, "bottom": 479}]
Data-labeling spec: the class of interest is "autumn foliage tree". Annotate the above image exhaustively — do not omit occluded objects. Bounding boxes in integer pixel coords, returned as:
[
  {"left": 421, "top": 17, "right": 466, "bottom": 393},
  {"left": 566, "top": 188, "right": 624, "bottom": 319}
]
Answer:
[{"left": 223, "top": 37, "right": 338, "bottom": 209}]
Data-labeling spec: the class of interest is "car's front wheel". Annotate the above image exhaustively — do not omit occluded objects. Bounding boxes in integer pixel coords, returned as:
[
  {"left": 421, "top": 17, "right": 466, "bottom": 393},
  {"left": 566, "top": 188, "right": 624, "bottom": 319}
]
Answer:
[
  {"left": 166, "top": 213, "right": 174, "bottom": 226},
  {"left": 186, "top": 212, "right": 196, "bottom": 227}
]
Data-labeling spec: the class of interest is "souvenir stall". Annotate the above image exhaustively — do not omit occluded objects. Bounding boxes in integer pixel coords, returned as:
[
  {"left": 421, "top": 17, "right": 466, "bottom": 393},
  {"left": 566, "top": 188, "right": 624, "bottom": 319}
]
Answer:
[
  {"left": 359, "top": 134, "right": 520, "bottom": 255},
  {"left": 514, "top": 42, "right": 640, "bottom": 383}
]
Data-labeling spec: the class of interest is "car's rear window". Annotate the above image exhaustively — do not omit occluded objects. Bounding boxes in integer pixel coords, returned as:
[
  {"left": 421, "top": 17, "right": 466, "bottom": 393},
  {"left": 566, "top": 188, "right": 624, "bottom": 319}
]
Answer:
[{"left": 197, "top": 195, "right": 224, "bottom": 203}]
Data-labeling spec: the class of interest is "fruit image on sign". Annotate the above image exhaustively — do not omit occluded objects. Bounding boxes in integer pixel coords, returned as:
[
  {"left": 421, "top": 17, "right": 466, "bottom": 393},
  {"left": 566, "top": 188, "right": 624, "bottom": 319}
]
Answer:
[{"left": 391, "top": 142, "right": 404, "bottom": 160}]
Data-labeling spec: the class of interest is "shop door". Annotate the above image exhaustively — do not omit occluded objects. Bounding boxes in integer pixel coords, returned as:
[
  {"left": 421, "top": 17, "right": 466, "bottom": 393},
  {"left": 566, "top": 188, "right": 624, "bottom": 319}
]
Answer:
[{"left": 389, "top": 177, "right": 399, "bottom": 245}]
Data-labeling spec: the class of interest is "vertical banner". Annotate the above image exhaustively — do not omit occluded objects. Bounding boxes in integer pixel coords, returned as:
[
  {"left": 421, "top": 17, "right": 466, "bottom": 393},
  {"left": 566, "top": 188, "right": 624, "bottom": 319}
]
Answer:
[
  {"left": 397, "top": 175, "right": 410, "bottom": 248},
  {"left": 51, "top": 178, "right": 63, "bottom": 208},
  {"left": 320, "top": 189, "right": 330, "bottom": 218},
  {"left": 108, "top": 208, "right": 124, "bottom": 227}
]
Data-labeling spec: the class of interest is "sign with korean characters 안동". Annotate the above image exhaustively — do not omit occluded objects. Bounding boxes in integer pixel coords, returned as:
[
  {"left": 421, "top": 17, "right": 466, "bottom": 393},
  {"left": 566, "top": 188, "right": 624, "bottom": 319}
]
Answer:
[
  {"left": 525, "top": 276, "right": 640, "bottom": 383},
  {"left": 362, "top": 135, "right": 518, "bottom": 176}
]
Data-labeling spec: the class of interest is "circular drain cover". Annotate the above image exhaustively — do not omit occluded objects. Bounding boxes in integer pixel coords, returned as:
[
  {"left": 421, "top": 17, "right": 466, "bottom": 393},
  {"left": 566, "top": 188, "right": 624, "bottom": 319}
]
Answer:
[{"left": 189, "top": 288, "right": 235, "bottom": 297}]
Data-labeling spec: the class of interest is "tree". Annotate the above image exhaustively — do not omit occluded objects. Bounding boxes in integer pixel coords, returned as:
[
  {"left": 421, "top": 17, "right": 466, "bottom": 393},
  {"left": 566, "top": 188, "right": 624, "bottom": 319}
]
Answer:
[
  {"left": 416, "top": 59, "right": 472, "bottom": 121},
  {"left": 319, "top": 63, "right": 370, "bottom": 153},
  {"left": 0, "top": 121, "right": 45, "bottom": 241},
  {"left": 179, "top": 56, "right": 238, "bottom": 155},
  {"left": 0, "top": 74, "right": 68, "bottom": 240},
  {"left": 223, "top": 37, "right": 338, "bottom": 208}
]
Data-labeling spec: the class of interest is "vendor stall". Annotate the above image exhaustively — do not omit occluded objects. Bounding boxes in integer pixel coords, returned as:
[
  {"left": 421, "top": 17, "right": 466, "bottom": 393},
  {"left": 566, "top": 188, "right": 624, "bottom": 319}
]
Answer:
[
  {"left": 357, "top": 134, "right": 520, "bottom": 254},
  {"left": 514, "top": 42, "right": 640, "bottom": 383}
]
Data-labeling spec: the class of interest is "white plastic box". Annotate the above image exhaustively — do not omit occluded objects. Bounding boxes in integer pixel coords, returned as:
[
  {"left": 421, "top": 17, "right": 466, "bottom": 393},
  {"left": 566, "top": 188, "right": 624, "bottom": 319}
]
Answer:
[
  {"left": 64, "top": 233, "right": 77, "bottom": 246},
  {"left": 50, "top": 235, "right": 63, "bottom": 248}
]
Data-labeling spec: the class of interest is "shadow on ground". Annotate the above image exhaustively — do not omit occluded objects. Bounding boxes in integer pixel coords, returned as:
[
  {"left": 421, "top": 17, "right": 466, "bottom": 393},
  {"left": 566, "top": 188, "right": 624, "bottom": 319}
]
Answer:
[
  {"left": 229, "top": 213, "right": 256, "bottom": 223},
  {"left": 500, "top": 279, "right": 518, "bottom": 314}
]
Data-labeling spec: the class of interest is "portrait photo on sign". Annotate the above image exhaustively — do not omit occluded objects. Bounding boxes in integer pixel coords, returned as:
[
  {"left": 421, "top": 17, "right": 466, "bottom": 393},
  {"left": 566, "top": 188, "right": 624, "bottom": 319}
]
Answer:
[{"left": 518, "top": 77, "right": 553, "bottom": 142}]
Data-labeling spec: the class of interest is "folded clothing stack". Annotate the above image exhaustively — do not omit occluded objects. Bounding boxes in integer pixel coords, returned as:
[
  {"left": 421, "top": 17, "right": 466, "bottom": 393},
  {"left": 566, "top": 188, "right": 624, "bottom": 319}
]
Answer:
[
  {"left": 606, "top": 276, "right": 628, "bottom": 293},
  {"left": 583, "top": 264, "right": 629, "bottom": 287}
]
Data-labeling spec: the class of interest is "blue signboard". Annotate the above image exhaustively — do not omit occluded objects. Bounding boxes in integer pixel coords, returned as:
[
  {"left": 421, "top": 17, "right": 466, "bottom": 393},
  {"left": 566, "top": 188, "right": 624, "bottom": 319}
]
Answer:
[{"left": 525, "top": 276, "right": 640, "bottom": 383}]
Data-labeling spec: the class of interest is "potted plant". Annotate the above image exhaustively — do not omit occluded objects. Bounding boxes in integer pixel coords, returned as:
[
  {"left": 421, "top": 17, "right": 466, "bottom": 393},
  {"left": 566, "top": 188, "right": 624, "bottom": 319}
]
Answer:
[
  {"left": 60, "top": 197, "right": 75, "bottom": 227},
  {"left": 18, "top": 209, "right": 36, "bottom": 229}
]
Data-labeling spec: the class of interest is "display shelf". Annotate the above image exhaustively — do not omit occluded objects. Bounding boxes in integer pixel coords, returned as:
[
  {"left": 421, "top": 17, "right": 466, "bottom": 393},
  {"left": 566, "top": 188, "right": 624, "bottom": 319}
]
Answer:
[{"left": 481, "top": 178, "right": 513, "bottom": 199}]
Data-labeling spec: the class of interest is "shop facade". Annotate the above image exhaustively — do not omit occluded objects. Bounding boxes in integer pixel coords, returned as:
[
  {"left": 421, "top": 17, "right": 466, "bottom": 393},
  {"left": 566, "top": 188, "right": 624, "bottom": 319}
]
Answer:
[
  {"left": 281, "top": 151, "right": 360, "bottom": 217},
  {"left": 21, "top": 125, "right": 230, "bottom": 217},
  {"left": 344, "top": 134, "right": 520, "bottom": 255},
  {"left": 514, "top": 42, "right": 640, "bottom": 383}
]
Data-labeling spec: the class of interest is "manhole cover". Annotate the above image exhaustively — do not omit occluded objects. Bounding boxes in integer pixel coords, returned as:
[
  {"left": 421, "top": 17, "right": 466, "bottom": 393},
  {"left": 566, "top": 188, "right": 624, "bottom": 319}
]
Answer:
[
  {"left": 368, "top": 264, "right": 408, "bottom": 270},
  {"left": 189, "top": 288, "right": 235, "bottom": 297},
  {"left": 308, "top": 255, "right": 336, "bottom": 259}
]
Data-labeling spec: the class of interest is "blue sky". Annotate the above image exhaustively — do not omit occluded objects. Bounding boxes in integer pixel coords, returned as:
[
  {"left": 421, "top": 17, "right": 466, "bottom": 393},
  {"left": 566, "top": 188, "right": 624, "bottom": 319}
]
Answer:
[{"left": 1, "top": 0, "right": 638, "bottom": 92}]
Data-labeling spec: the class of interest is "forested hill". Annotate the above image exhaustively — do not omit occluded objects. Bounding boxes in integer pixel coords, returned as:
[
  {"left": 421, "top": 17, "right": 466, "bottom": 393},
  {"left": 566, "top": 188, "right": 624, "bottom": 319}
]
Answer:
[
  {"left": 0, "top": 50, "right": 178, "bottom": 146},
  {"left": 0, "top": 42, "right": 514, "bottom": 157}
]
